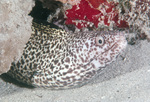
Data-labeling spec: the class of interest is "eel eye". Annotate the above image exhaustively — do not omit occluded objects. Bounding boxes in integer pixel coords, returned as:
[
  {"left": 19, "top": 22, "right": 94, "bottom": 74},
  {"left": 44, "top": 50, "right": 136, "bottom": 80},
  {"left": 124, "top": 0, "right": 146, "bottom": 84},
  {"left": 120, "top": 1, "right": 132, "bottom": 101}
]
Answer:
[{"left": 96, "top": 36, "right": 104, "bottom": 46}]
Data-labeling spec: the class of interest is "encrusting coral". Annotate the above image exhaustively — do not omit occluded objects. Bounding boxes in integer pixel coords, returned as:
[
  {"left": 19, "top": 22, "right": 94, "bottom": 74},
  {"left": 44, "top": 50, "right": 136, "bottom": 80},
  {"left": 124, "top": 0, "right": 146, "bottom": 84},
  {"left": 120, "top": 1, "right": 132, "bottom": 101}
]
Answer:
[
  {"left": 119, "top": 0, "right": 150, "bottom": 41},
  {"left": 65, "top": 0, "right": 129, "bottom": 29}
]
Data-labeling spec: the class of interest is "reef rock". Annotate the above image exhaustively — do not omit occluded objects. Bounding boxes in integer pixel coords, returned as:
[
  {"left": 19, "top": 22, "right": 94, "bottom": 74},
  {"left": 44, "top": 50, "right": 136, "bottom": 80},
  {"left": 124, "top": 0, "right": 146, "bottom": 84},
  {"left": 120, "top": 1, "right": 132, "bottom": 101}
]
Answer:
[{"left": 0, "top": 0, "right": 34, "bottom": 75}]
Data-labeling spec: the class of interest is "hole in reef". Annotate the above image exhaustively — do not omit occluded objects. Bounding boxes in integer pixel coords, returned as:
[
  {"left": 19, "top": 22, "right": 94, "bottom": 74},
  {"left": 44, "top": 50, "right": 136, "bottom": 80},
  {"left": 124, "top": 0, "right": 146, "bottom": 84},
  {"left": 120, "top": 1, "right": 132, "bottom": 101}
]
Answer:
[
  {"left": 29, "top": 0, "right": 63, "bottom": 21},
  {"left": 29, "top": 0, "right": 51, "bottom": 20}
]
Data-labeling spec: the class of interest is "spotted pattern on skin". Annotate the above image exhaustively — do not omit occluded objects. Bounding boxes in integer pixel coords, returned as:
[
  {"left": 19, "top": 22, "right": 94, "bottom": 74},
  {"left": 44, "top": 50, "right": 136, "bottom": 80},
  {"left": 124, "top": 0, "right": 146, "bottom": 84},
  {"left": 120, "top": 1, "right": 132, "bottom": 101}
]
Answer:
[{"left": 7, "top": 21, "right": 127, "bottom": 89}]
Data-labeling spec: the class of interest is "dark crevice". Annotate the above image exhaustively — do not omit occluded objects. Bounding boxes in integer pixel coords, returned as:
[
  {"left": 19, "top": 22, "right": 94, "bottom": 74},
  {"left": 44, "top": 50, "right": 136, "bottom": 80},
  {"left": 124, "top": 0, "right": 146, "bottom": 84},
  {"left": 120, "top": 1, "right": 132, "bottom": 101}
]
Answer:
[{"left": 29, "top": 0, "right": 63, "bottom": 21}]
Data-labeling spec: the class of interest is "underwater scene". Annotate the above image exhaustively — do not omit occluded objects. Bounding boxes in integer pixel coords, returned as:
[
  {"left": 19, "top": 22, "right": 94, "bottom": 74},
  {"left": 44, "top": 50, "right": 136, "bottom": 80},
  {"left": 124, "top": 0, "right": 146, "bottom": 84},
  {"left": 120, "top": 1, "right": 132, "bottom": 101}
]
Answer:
[{"left": 0, "top": 0, "right": 150, "bottom": 101}]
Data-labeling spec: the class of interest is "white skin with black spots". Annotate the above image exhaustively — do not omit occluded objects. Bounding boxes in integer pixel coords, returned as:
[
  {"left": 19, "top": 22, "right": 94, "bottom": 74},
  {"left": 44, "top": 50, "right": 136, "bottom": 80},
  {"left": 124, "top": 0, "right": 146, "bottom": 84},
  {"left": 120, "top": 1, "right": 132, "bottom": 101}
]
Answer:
[{"left": 8, "top": 22, "right": 127, "bottom": 89}]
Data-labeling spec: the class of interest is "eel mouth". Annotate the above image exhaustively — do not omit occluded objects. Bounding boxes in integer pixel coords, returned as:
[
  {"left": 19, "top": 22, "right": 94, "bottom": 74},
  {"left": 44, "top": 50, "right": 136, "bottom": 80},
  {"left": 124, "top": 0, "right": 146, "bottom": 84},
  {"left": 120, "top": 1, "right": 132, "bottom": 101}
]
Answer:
[
  {"left": 78, "top": 58, "right": 95, "bottom": 68},
  {"left": 99, "top": 42, "right": 118, "bottom": 56},
  {"left": 78, "top": 43, "right": 120, "bottom": 67},
  {"left": 101, "top": 35, "right": 127, "bottom": 55},
  {"left": 93, "top": 39, "right": 126, "bottom": 65},
  {"left": 78, "top": 35, "right": 127, "bottom": 69}
]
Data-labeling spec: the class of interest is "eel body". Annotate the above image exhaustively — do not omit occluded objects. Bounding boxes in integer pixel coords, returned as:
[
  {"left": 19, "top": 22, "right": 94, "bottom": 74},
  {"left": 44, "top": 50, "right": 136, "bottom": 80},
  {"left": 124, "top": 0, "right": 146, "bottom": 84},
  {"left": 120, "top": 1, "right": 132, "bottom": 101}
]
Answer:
[{"left": 8, "top": 21, "right": 127, "bottom": 89}]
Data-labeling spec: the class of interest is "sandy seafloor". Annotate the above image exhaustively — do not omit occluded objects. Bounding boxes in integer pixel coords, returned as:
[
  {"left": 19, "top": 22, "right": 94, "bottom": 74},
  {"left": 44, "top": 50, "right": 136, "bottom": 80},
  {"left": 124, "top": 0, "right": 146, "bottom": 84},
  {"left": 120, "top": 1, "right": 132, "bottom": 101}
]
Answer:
[{"left": 0, "top": 39, "right": 150, "bottom": 102}]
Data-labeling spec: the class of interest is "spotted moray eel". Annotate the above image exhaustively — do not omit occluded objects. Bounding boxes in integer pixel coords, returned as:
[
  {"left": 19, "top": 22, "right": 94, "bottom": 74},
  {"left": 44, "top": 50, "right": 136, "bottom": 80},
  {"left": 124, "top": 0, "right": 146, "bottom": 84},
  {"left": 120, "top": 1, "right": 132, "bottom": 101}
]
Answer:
[{"left": 7, "top": 21, "right": 127, "bottom": 89}]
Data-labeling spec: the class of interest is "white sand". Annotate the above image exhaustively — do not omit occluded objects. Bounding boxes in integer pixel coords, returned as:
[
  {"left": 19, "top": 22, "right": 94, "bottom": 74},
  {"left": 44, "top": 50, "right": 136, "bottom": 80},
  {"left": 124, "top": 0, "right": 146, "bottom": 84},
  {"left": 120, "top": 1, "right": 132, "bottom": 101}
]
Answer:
[{"left": 0, "top": 40, "right": 150, "bottom": 102}]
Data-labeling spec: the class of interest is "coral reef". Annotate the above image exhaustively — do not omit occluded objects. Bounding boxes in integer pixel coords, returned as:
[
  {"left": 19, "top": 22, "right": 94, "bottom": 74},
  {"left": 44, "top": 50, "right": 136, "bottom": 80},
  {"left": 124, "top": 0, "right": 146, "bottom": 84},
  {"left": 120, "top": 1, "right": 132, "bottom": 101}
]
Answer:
[
  {"left": 64, "top": 0, "right": 149, "bottom": 40},
  {"left": 65, "top": 0, "right": 102, "bottom": 29},
  {"left": 0, "top": 0, "right": 33, "bottom": 75},
  {"left": 39, "top": 0, "right": 149, "bottom": 41},
  {"left": 65, "top": 0, "right": 128, "bottom": 29},
  {"left": 119, "top": 0, "right": 150, "bottom": 40}
]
